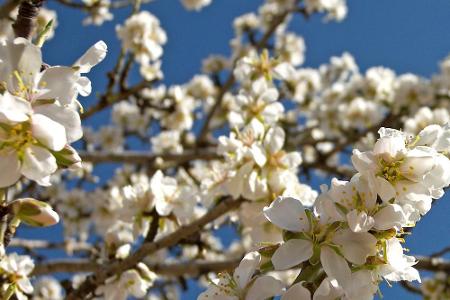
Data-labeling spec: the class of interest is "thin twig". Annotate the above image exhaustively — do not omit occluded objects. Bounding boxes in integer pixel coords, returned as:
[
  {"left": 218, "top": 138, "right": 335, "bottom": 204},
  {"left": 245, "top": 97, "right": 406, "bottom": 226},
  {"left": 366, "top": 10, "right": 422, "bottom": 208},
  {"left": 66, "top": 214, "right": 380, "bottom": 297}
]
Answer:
[
  {"left": 33, "top": 257, "right": 241, "bottom": 277},
  {"left": 415, "top": 256, "right": 450, "bottom": 272},
  {"left": 9, "top": 238, "right": 93, "bottom": 253},
  {"left": 67, "top": 196, "right": 243, "bottom": 299},
  {"left": 78, "top": 148, "right": 219, "bottom": 165},
  {"left": 400, "top": 281, "right": 422, "bottom": 295},
  {"left": 430, "top": 246, "right": 450, "bottom": 258}
]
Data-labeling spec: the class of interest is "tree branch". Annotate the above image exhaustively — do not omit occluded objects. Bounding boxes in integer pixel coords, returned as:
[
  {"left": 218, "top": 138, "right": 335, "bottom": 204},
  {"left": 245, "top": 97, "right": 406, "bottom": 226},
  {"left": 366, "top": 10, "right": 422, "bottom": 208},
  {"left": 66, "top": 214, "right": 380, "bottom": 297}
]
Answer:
[
  {"left": 9, "top": 238, "right": 93, "bottom": 254},
  {"left": 82, "top": 80, "right": 151, "bottom": 120},
  {"left": 67, "top": 196, "right": 244, "bottom": 299},
  {"left": 12, "top": 0, "right": 44, "bottom": 39},
  {"left": 415, "top": 256, "right": 450, "bottom": 272},
  {"left": 79, "top": 148, "right": 219, "bottom": 165},
  {"left": 400, "top": 281, "right": 422, "bottom": 295},
  {"left": 430, "top": 246, "right": 450, "bottom": 258},
  {"left": 33, "top": 257, "right": 241, "bottom": 277}
]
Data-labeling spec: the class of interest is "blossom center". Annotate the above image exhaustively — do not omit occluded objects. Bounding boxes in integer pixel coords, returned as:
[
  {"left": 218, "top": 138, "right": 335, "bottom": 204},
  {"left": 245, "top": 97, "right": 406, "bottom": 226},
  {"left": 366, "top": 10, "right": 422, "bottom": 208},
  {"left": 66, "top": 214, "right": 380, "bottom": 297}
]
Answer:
[
  {"left": 0, "top": 123, "right": 35, "bottom": 155},
  {"left": 377, "top": 158, "right": 404, "bottom": 183}
]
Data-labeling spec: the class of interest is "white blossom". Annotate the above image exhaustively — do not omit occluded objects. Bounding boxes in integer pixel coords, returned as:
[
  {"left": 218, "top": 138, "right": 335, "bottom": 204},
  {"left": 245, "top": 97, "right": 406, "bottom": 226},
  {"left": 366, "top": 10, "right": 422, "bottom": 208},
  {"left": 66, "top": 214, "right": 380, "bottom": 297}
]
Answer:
[{"left": 198, "top": 251, "right": 284, "bottom": 300}]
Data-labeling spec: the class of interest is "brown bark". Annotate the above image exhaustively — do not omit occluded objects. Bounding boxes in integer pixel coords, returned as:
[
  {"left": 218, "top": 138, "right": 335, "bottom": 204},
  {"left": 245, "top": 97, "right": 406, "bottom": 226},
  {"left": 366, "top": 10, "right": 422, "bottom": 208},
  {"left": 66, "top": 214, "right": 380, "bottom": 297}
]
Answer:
[{"left": 12, "top": 0, "right": 44, "bottom": 39}]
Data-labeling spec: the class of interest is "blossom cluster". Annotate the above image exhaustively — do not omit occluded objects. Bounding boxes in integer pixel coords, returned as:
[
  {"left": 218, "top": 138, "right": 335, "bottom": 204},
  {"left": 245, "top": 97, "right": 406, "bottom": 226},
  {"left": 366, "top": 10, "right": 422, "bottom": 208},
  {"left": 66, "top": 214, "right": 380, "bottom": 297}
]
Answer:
[
  {"left": 421, "top": 272, "right": 450, "bottom": 300},
  {"left": 1, "top": 0, "right": 450, "bottom": 299},
  {"left": 116, "top": 11, "right": 166, "bottom": 81},
  {"left": 0, "top": 37, "right": 106, "bottom": 187},
  {"left": 201, "top": 123, "right": 450, "bottom": 299}
]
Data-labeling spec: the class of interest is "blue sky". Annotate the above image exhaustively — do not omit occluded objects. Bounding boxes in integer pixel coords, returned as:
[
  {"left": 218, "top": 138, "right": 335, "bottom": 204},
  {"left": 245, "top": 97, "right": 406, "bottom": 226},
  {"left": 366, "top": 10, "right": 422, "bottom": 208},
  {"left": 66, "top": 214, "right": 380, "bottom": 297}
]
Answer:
[{"left": 25, "top": 0, "right": 450, "bottom": 298}]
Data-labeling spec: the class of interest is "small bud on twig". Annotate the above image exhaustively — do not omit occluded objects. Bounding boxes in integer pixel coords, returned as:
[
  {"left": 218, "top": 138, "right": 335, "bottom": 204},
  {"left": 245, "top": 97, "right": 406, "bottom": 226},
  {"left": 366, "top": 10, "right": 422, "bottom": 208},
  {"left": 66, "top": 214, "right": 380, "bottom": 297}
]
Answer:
[{"left": 10, "top": 198, "right": 60, "bottom": 227}]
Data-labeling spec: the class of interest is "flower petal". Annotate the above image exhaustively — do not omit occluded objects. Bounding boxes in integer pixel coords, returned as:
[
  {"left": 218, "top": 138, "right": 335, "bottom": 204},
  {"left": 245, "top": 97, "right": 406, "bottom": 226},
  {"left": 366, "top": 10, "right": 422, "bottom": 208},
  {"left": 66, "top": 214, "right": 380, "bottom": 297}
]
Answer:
[
  {"left": 313, "top": 278, "right": 343, "bottom": 300},
  {"left": 264, "top": 126, "right": 285, "bottom": 154},
  {"left": 38, "top": 66, "right": 79, "bottom": 105},
  {"left": 21, "top": 145, "right": 56, "bottom": 186},
  {"left": 346, "top": 210, "right": 375, "bottom": 233},
  {"left": 246, "top": 275, "right": 284, "bottom": 300},
  {"left": 373, "top": 204, "right": 405, "bottom": 230},
  {"left": 34, "top": 104, "right": 82, "bottom": 143},
  {"left": 272, "top": 239, "right": 313, "bottom": 270},
  {"left": 320, "top": 246, "right": 351, "bottom": 288},
  {"left": 31, "top": 114, "right": 67, "bottom": 151},
  {"left": 375, "top": 176, "right": 396, "bottom": 202},
  {"left": 281, "top": 282, "right": 311, "bottom": 300},
  {"left": 233, "top": 251, "right": 260, "bottom": 290},
  {"left": 74, "top": 41, "right": 108, "bottom": 73},
  {"left": 263, "top": 196, "right": 310, "bottom": 232},
  {"left": 0, "top": 150, "right": 21, "bottom": 187},
  {"left": 332, "top": 229, "right": 377, "bottom": 265},
  {"left": 0, "top": 93, "right": 31, "bottom": 123}
]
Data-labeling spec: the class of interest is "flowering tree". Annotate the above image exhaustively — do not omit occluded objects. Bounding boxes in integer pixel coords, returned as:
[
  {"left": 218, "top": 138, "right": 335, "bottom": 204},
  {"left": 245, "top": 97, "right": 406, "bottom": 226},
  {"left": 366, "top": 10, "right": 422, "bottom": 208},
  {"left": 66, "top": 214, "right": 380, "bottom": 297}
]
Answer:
[{"left": 0, "top": 0, "right": 449, "bottom": 299}]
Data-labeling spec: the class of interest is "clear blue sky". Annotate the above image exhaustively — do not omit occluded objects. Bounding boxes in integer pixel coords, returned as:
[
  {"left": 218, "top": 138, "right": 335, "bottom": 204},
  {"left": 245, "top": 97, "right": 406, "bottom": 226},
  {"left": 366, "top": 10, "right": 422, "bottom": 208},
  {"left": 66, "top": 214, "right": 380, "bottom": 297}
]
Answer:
[{"left": 25, "top": 0, "right": 450, "bottom": 298}]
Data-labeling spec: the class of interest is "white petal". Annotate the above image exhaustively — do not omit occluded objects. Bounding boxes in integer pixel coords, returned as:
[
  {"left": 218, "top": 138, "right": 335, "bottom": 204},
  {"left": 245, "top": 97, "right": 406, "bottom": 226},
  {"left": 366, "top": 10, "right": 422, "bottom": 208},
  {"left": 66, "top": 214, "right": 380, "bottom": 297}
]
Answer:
[
  {"left": 31, "top": 114, "right": 67, "bottom": 151},
  {"left": 264, "top": 126, "right": 285, "bottom": 154},
  {"left": 280, "top": 152, "right": 302, "bottom": 168},
  {"left": 0, "top": 150, "right": 21, "bottom": 187},
  {"left": 263, "top": 196, "right": 310, "bottom": 232},
  {"left": 75, "top": 40, "right": 107, "bottom": 73},
  {"left": 272, "top": 239, "right": 313, "bottom": 270},
  {"left": 373, "top": 135, "right": 405, "bottom": 160},
  {"left": 375, "top": 176, "right": 396, "bottom": 202},
  {"left": 246, "top": 275, "right": 284, "bottom": 300},
  {"left": 247, "top": 119, "right": 265, "bottom": 139},
  {"left": 351, "top": 150, "right": 376, "bottom": 173},
  {"left": 155, "top": 200, "right": 172, "bottom": 216},
  {"left": 21, "top": 145, "right": 57, "bottom": 186},
  {"left": 320, "top": 246, "right": 351, "bottom": 288},
  {"left": 17, "top": 278, "right": 33, "bottom": 294},
  {"left": 233, "top": 251, "right": 260, "bottom": 290},
  {"left": 251, "top": 143, "right": 267, "bottom": 167},
  {"left": 400, "top": 148, "right": 435, "bottom": 182},
  {"left": 38, "top": 67, "right": 79, "bottom": 105},
  {"left": 262, "top": 102, "right": 284, "bottom": 124},
  {"left": 423, "top": 153, "right": 450, "bottom": 189},
  {"left": 226, "top": 162, "right": 253, "bottom": 199},
  {"left": 243, "top": 170, "right": 268, "bottom": 200},
  {"left": 383, "top": 265, "right": 421, "bottom": 283},
  {"left": 198, "top": 284, "right": 235, "bottom": 300},
  {"left": 385, "top": 238, "right": 409, "bottom": 270},
  {"left": 34, "top": 104, "right": 82, "bottom": 143},
  {"left": 0, "top": 93, "right": 32, "bottom": 123},
  {"left": 346, "top": 270, "right": 378, "bottom": 300},
  {"left": 281, "top": 282, "right": 311, "bottom": 300},
  {"left": 273, "top": 62, "right": 295, "bottom": 80},
  {"left": 346, "top": 210, "right": 375, "bottom": 233},
  {"left": 332, "top": 229, "right": 377, "bottom": 265},
  {"left": 4, "top": 38, "right": 42, "bottom": 89},
  {"left": 313, "top": 278, "right": 343, "bottom": 300},
  {"left": 76, "top": 76, "right": 92, "bottom": 96},
  {"left": 258, "top": 87, "right": 279, "bottom": 103},
  {"left": 416, "top": 124, "right": 441, "bottom": 147},
  {"left": 373, "top": 204, "right": 405, "bottom": 230}
]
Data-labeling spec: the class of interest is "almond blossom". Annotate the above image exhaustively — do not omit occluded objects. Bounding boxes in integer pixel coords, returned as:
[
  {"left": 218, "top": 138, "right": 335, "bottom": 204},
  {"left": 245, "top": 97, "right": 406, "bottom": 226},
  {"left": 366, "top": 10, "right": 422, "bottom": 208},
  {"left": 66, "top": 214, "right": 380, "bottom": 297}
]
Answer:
[
  {"left": 0, "top": 253, "right": 34, "bottom": 300},
  {"left": 3, "top": 1, "right": 450, "bottom": 299},
  {"left": 0, "top": 37, "right": 106, "bottom": 187},
  {"left": 198, "top": 251, "right": 284, "bottom": 300}
]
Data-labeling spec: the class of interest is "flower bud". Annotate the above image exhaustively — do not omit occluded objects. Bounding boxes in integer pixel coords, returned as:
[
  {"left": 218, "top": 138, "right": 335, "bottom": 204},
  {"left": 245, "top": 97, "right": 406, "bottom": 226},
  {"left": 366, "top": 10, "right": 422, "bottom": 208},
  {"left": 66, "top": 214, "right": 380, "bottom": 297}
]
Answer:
[
  {"left": 10, "top": 198, "right": 60, "bottom": 227},
  {"left": 53, "top": 145, "right": 82, "bottom": 170}
]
